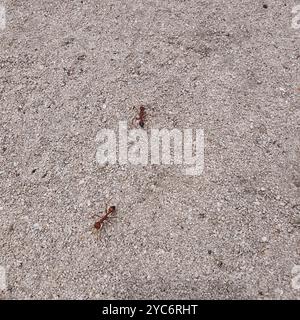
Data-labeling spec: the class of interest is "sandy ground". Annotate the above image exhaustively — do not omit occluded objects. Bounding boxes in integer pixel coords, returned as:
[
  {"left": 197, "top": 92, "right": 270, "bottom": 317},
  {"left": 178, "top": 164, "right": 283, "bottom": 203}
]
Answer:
[{"left": 0, "top": 0, "right": 300, "bottom": 300}]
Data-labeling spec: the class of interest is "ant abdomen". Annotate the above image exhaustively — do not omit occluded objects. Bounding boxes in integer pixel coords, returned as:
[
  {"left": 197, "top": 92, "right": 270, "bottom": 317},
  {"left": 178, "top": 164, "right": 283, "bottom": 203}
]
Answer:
[{"left": 94, "top": 221, "right": 101, "bottom": 229}]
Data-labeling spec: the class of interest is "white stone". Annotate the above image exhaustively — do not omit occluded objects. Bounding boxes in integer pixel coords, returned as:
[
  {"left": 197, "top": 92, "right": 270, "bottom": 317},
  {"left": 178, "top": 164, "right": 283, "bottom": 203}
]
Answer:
[{"left": 262, "top": 236, "right": 268, "bottom": 242}]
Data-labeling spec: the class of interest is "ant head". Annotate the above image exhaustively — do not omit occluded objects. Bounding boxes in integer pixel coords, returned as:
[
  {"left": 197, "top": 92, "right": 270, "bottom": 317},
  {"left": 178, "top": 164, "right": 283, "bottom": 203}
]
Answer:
[
  {"left": 109, "top": 206, "right": 116, "bottom": 212},
  {"left": 139, "top": 121, "right": 145, "bottom": 128},
  {"left": 140, "top": 106, "right": 145, "bottom": 111}
]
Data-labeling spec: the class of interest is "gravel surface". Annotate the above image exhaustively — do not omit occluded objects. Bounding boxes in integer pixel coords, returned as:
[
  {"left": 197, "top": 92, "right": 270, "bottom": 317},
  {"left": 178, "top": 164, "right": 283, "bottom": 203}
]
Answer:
[{"left": 0, "top": 0, "right": 300, "bottom": 299}]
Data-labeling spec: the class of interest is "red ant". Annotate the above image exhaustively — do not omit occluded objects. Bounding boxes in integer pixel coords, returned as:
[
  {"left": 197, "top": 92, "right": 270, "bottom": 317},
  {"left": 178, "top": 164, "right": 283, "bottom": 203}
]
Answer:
[
  {"left": 93, "top": 204, "right": 116, "bottom": 233},
  {"left": 133, "top": 106, "right": 146, "bottom": 128}
]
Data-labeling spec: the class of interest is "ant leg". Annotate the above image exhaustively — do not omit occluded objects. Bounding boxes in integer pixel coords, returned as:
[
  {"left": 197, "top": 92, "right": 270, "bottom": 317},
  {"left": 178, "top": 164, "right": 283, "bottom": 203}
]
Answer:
[
  {"left": 99, "top": 224, "right": 110, "bottom": 242},
  {"left": 92, "top": 227, "right": 99, "bottom": 240},
  {"left": 132, "top": 116, "right": 140, "bottom": 127},
  {"left": 105, "top": 197, "right": 112, "bottom": 213},
  {"left": 96, "top": 224, "right": 105, "bottom": 241}
]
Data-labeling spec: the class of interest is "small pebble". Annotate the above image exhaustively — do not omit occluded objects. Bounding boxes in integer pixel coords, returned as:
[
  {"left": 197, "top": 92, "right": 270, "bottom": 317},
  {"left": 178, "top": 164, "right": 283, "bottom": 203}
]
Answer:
[
  {"left": 262, "top": 236, "right": 268, "bottom": 242},
  {"left": 274, "top": 288, "right": 283, "bottom": 296},
  {"left": 16, "top": 260, "right": 23, "bottom": 267},
  {"left": 33, "top": 223, "right": 42, "bottom": 231}
]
